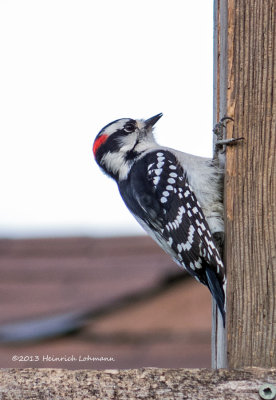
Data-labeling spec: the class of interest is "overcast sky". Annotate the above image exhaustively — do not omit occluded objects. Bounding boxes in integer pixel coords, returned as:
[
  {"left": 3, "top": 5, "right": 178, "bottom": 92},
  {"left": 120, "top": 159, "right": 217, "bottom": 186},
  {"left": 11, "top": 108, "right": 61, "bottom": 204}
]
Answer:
[{"left": 0, "top": 0, "right": 213, "bottom": 238}]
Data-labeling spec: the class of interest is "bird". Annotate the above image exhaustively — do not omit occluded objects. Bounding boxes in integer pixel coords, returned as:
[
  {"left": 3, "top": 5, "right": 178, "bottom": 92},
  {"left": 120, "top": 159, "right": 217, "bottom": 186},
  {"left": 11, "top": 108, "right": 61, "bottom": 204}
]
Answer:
[{"left": 93, "top": 113, "right": 226, "bottom": 326}]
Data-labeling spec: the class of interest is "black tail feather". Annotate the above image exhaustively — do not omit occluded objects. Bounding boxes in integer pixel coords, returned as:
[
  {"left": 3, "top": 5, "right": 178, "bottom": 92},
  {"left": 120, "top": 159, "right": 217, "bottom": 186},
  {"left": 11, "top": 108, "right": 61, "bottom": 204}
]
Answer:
[{"left": 205, "top": 267, "right": 225, "bottom": 327}]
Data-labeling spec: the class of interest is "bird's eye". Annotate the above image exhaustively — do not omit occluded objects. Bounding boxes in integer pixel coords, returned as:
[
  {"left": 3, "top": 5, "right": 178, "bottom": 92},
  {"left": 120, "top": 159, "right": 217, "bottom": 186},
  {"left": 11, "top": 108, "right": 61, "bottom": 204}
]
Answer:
[{"left": 124, "top": 123, "right": 135, "bottom": 133}]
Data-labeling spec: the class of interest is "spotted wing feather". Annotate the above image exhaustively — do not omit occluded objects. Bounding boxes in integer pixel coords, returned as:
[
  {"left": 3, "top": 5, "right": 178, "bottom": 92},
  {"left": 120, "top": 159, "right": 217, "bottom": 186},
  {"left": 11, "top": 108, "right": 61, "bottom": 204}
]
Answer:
[{"left": 118, "top": 150, "right": 225, "bottom": 324}]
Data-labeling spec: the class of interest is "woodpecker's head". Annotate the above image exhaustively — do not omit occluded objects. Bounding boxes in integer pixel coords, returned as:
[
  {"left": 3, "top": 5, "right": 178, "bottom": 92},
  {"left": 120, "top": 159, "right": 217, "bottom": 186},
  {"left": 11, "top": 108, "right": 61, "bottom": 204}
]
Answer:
[{"left": 93, "top": 113, "right": 163, "bottom": 180}]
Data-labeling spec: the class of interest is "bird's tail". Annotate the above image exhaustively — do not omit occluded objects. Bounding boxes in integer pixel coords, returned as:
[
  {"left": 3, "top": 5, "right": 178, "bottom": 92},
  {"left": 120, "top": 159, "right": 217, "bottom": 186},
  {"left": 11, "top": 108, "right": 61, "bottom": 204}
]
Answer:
[{"left": 205, "top": 267, "right": 225, "bottom": 327}]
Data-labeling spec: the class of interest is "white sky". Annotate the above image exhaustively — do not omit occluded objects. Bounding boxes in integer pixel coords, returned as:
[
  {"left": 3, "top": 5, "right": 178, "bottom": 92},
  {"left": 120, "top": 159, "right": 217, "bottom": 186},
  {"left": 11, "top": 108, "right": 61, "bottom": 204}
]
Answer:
[{"left": 0, "top": 0, "right": 213, "bottom": 238}]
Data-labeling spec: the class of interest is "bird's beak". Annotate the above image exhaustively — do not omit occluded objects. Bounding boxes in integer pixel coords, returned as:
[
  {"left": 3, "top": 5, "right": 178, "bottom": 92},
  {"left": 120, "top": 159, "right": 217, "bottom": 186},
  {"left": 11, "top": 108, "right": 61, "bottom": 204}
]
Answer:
[{"left": 144, "top": 113, "right": 163, "bottom": 129}]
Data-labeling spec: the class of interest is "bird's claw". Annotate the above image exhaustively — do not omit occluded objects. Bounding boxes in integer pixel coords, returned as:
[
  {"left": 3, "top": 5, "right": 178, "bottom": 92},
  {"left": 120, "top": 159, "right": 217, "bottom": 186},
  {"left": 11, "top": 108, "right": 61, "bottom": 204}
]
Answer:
[
  {"left": 213, "top": 116, "right": 234, "bottom": 140},
  {"left": 213, "top": 117, "right": 244, "bottom": 166}
]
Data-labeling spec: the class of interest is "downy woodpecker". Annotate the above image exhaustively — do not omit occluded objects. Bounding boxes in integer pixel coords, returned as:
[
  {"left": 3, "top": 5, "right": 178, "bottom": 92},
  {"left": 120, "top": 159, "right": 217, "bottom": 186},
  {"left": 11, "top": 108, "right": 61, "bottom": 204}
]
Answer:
[{"left": 93, "top": 113, "right": 226, "bottom": 325}]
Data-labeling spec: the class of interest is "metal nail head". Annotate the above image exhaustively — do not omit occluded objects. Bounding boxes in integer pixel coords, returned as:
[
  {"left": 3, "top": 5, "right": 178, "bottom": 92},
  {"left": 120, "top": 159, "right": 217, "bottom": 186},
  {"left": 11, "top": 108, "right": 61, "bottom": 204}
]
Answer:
[{"left": 259, "top": 383, "right": 276, "bottom": 400}]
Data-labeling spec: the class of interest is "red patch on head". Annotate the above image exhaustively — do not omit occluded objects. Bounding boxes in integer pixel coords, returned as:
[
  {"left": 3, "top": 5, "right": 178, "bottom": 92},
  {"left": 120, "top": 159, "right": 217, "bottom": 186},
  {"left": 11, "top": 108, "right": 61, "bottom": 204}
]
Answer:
[{"left": 93, "top": 134, "right": 108, "bottom": 157}]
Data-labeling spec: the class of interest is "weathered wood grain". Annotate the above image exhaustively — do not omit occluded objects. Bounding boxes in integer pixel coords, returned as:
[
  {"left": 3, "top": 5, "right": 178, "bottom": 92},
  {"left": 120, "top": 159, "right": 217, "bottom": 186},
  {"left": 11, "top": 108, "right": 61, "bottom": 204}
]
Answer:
[
  {"left": 0, "top": 367, "right": 275, "bottom": 400},
  {"left": 214, "top": 0, "right": 275, "bottom": 368},
  {"left": 212, "top": 0, "right": 228, "bottom": 369},
  {"left": 225, "top": 0, "right": 276, "bottom": 368}
]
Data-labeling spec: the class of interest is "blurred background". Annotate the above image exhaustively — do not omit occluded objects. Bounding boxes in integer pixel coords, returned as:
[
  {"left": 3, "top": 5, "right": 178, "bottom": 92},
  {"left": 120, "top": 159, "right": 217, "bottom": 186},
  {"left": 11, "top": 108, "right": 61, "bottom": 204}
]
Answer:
[{"left": 0, "top": 0, "right": 214, "bottom": 369}]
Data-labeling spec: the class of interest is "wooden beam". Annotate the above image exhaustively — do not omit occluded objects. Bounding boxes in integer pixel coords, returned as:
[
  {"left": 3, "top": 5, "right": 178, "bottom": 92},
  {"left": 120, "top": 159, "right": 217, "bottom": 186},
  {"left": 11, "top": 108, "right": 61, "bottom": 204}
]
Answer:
[
  {"left": 214, "top": 0, "right": 275, "bottom": 368},
  {"left": 212, "top": 0, "right": 229, "bottom": 369},
  {"left": 0, "top": 368, "right": 275, "bottom": 399}
]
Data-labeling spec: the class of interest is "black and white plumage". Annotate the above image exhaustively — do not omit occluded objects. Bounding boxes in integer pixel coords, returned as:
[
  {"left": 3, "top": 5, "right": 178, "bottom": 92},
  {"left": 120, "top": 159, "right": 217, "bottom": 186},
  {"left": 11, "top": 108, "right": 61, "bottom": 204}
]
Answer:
[{"left": 93, "top": 113, "right": 226, "bottom": 325}]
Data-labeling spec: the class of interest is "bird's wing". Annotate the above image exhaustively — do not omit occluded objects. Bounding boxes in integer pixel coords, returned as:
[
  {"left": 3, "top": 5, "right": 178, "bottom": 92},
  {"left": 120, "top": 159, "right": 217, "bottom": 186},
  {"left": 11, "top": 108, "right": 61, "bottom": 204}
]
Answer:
[{"left": 119, "top": 149, "right": 225, "bottom": 320}]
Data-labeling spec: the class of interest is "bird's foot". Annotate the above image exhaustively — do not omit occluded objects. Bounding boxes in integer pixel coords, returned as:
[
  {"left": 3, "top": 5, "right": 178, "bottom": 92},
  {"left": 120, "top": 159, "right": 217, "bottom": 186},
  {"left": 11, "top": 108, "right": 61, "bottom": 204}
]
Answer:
[
  {"left": 213, "top": 117, "right": 244, "bottom": 161},
  {"left": 213, "top": 116, "right": 234, "bottom": 141}
]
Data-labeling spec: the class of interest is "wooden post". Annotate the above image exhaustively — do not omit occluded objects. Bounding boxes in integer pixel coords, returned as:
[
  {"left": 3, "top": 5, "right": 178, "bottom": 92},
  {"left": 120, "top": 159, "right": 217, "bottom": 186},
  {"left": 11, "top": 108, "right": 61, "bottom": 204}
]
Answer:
[
  {"left": 212, "top": 0, "right": 228, "bottom": 369},
  {"left": 214, "top": 0, "right": 276, "bottom": 368}
]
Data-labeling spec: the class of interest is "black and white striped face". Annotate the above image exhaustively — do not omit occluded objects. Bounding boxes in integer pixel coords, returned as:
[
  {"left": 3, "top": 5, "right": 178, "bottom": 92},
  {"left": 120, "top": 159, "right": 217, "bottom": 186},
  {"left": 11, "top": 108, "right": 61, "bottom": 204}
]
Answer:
[{"left": 93, "top": 113, "right": 163, "bottom": 180}]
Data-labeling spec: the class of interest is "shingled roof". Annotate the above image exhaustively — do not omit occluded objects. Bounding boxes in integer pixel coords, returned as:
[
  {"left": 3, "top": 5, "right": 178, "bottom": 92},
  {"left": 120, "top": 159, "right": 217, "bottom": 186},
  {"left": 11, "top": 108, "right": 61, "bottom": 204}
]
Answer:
[{"left": 0, "top": 236, "right": 212, "bottom": 369}]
